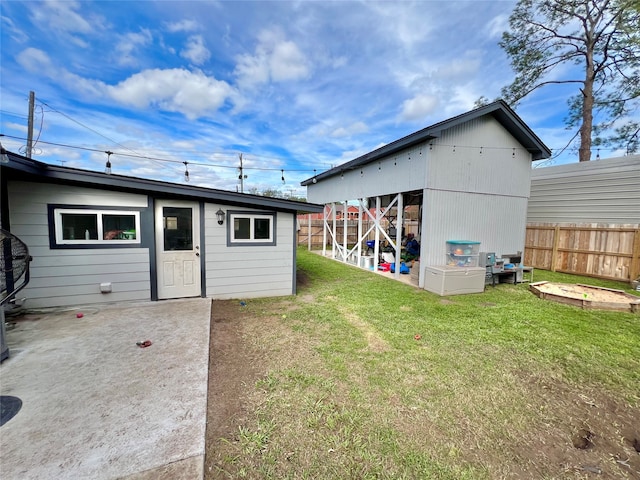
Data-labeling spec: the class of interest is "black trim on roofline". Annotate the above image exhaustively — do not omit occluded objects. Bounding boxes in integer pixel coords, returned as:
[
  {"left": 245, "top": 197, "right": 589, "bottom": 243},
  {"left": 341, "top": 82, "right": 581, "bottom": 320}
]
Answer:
[
  {"left": 2, "top": 151, "right": 323, "bottom": 214},
  {"left": 300, "top": 100, "right": 551, "bottom": 186}
]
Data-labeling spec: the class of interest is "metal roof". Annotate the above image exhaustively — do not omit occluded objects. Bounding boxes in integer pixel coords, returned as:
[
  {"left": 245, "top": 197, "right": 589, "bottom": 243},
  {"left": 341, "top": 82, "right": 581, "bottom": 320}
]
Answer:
[
  {"left": 301, "top": 100, "right": 551, "bottom": 186},
  {"left": 2, "top": 150, "right": 323, "bottom": 214}
]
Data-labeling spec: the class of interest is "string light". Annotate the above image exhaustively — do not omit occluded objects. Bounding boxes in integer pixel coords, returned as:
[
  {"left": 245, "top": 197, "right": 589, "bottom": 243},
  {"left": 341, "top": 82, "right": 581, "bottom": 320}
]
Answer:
[
  {"left": 281, "top": 169, "right": 285, "bottom": 184},
  {"left": 105, "top": 150, "right": 113, "bottom": 174},
  {"left": 312, "top": 169, "right": 317, "bottom": 184},
  {"left": 596, "top": 148, "right": 600, "bottom": 159},
  {"left": 184, "top": 161, "right": 190, "bottom": 182}
]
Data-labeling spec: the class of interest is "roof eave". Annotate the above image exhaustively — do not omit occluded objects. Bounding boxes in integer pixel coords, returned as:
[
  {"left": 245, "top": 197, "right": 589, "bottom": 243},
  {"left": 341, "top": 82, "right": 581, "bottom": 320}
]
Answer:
[
  {"left": 3, "top": 152, "right": 323, "bottom": 214},
  {"left": 301, "top": 100, "right": 551, "bottom": 185}
]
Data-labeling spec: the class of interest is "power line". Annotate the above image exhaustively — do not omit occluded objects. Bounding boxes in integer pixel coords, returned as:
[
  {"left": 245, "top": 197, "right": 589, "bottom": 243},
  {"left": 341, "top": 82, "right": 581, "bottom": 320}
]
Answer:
[
  {"left": 37, "top": 98, "right": 178, "bottom": 173},
  {"left": 0, "top": 133, "right": 321, "bottom": 174}
]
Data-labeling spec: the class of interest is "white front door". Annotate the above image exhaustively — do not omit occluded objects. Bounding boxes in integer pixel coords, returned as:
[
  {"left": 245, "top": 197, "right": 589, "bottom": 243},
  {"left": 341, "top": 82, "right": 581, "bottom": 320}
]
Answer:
[{"left": 155, "top": 200, "right": 201, "bottom": 299}]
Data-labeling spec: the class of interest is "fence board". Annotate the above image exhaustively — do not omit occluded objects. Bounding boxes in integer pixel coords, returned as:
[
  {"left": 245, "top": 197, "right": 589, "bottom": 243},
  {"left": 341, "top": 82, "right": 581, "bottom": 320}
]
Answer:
[{"left": 525, "top": 223, "right": 640, "bottom": 283}]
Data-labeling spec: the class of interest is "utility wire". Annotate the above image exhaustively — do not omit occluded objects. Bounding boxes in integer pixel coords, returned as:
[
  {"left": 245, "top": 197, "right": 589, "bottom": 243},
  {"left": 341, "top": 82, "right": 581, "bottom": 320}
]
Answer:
[
  {"left": 0, "top": 134, "right": 321, "bottom": 173},
  {"left": 38, "top": 99, "right": 180, "bottom": 173}
]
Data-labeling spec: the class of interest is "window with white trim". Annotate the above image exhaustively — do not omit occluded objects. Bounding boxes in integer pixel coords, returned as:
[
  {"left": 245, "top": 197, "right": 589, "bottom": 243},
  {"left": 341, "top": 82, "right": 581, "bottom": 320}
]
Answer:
[
  {"left": 53, "top": 208, "right": 141, "bottom": 245},
  {"left": 229, "top": 211, "right": 275, "bottom": 245}
]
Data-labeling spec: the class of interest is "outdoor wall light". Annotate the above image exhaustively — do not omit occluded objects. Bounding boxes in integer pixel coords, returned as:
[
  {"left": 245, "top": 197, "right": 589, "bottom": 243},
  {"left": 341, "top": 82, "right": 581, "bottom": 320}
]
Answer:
[{"left": 216, "top": 208, "right": 225, "bottom": 225}]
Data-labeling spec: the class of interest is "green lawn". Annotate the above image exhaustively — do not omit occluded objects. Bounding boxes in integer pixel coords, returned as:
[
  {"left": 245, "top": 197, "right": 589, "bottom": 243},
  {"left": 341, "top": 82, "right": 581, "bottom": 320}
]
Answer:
[{"left": 207, "top": 249, "right": 640, "bottom": 479}]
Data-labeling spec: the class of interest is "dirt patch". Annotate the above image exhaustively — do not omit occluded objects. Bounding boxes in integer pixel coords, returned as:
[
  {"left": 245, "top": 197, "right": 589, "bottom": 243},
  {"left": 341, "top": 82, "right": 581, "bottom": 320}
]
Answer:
[{"left": 205, "top": 301, "right": 264, "bottom": 451}]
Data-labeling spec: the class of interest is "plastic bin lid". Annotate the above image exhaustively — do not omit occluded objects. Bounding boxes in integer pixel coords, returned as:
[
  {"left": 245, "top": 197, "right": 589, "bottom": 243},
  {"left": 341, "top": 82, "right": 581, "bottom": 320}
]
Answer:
[{"left": 446, "top": 240, "right": 481, "bottom": 244}]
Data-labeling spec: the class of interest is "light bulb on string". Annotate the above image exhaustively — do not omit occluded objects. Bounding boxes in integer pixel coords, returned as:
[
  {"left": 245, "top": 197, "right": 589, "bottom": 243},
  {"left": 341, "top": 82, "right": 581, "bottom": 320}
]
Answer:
[
  {"left": 281, "top": 169, "right": 285, "bottom": 184},
  {"left": 184, "top": 161, "right": 190, "bottom": 182},
  {"left": 105, "top": 150, "right": 113, "bottom": 174},
  {"left": 312, "top": 169, "right": 317, "bottom": 184}
]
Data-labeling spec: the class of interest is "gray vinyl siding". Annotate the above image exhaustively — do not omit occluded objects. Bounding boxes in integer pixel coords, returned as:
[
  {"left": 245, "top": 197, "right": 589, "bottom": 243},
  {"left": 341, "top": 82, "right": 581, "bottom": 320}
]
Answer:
[
  {"left": 8, "top": 181, "right": 151, "bottom": 308},
  {"left": 528, "top": 155, "right": 640, "bottom": 225},
  {"left": 204, "top": 203, "right": 294, "bottom": 299}
]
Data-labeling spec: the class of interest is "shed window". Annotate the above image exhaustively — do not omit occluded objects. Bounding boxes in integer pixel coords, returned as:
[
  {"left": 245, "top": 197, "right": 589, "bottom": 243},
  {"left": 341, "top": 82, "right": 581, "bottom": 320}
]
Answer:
[
  {"left": 228, "top": 211, "right": 276, "bottom": 246},
  {"left": 53, "top": 208, "right": 140, "bottom": 245}
]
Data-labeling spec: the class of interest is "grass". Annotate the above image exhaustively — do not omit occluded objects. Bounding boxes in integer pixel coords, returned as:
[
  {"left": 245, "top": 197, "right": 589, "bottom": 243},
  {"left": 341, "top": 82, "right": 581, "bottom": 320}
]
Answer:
[{"left": 207, "top": 249, "right": 640, "bottom": 479}]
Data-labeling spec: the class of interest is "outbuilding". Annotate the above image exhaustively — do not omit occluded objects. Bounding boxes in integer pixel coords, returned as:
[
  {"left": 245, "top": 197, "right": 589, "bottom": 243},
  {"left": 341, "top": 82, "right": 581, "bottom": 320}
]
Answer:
[
  {"left": 1, "top": 151, "right": 323, "bottom": 308},
  {"left": 301, "top": 100, "right": 551, "bottom": 291}
]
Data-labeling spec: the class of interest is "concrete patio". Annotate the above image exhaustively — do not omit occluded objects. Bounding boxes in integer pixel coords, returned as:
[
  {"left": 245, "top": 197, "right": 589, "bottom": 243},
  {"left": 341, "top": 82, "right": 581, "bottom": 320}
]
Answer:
[{"left": 0, "top": 298, "right": 211, "bottom": 480}]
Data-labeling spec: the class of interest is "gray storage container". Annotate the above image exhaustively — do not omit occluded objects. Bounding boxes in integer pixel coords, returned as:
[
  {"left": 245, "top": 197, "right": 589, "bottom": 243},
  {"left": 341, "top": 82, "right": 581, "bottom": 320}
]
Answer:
[{"left": 423, "top": 265, "right": 485, "bottom": 296}]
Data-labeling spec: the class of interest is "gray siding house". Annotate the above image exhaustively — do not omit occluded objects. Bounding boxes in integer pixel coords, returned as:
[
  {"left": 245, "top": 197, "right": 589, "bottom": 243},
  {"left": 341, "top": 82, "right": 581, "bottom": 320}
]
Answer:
[
  {"left": 1, "top": 152, "right": 322, "bottom": 308},
  {"left": 528, "top": 154, "right": 640, "bottom": 225},
  {"left": 301, "top": 100, "right": 551, "bottom": 289}
]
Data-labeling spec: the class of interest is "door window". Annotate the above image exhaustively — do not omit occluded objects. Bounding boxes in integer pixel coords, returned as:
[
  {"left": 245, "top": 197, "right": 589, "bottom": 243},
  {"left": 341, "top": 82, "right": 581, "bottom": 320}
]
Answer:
[{"left": 163, "top": 207, "right": 193, "bottom": 251}]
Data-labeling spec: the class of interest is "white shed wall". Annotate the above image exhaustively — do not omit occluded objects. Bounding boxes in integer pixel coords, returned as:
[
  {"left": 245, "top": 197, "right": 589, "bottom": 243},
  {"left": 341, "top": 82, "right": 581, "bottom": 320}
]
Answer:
[
  {"left": 427, "top": 116, "right": 533, "bottom": 197},
  {"left": 204, "top": 203, "right": 295, "bottom": 299},
  {"left": 419, "top": 116, "right": 532, "bottom": 265},
  {"left": 8, "top": 181, "right": 151, "bottom": 308},
  {"left": 421, "top": 189, "right": 528, "bottom": 267},
  {"left": 528, "top": 155, "right": 640, "bottom": 225},
  {"left": 306, "top": 144, "right": 428, "bottom": 204}
]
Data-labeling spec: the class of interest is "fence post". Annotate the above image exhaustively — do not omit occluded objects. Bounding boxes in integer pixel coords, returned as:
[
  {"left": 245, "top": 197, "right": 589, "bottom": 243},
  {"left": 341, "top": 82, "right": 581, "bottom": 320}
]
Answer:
[
  {"left": 551, "top": 225, "right": 560, "bottom": 272},
  {"left": 631, "top": 229, "right": 640, "bottom": 282}
]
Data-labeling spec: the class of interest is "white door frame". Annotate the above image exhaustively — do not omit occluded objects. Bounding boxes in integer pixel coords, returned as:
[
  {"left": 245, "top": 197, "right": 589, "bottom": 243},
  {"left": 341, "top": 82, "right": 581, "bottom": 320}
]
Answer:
[{"left": 155, "top": 200, "right": 202, "bottom": 299}]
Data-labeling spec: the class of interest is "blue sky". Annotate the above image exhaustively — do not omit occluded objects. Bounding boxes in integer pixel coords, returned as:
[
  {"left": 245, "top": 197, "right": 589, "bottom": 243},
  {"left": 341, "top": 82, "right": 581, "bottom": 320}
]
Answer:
[{"left": 0, "top": 0, "right": 629, "bottom": 196}]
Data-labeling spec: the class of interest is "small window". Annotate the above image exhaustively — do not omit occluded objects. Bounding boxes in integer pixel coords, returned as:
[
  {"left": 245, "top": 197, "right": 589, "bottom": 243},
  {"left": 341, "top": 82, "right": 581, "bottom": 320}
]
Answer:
[
  {"left": 53, "top": 208, "right": 141, "bottom": 245},
  {"left": 229, "top": 211, "right": 276, "bottom": 245}
]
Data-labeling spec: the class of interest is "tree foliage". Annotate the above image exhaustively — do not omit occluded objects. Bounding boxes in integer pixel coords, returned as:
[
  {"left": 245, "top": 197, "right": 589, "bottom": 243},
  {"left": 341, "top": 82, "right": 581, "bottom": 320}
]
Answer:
[{"left": 500, "top": 0, "right": 640, "bottom": 161}]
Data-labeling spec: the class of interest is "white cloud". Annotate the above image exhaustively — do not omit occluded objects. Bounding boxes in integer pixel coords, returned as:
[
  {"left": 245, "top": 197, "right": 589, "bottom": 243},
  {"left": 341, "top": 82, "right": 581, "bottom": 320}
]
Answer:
[
  {"left": 16, "top": 47, "right": 54, "bottom": 72},
  {"left": 365, "top": 2, "right": 434, "bottom": 50},
  {"left": 165, "top": 19, "right": 200, "bottom": 33},
  {"left": 486, "top": 13, "right": 509, "bottom": 39},
  {"left": 107, "top": 68, "right": 234, "bottom": 119},
  {"left": 331, "top": 122, "right": 369, "bottom": 138},
  {"left": 1, "top": 15, "right": 28, "bottom": 43},
  {"left": 115, "top": 29, "right": 153, "bottom": 67},
  {"left": 27, "top": 0, "right": 104, "bottom": 48},
  {"left": 17, "top": 48, "right": 234, "bottom": 120},
  {"left": 433, "top": 55, "right": 482, "bottom": 81},
  {"left": 400, "top": 95, "right": 440, "bottom": 122},
  {"left": 31, "top": 0, "right": 93, "bottom": 34},
  {"left": 180, "top": 35, "right": 211, "bottom": 65},
  {"left": 234, "top": 28, "right": 310, "bottom": 88}
]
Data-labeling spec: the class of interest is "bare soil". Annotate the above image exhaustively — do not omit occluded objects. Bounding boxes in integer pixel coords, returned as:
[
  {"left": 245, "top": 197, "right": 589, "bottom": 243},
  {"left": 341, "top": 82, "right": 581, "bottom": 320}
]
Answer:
[{"left": 204, "top": 293, "right": 640, "bottom": 479}]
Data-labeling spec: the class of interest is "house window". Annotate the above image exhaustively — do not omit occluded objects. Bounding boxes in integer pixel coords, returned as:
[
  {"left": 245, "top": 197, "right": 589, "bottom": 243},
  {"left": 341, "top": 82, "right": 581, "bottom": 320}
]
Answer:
[
  {"left": 228, "top": 211, "right": 276, "bottom": 245},
  {"left": 53, "top": 208, "right": 141, "bottom": 245}
]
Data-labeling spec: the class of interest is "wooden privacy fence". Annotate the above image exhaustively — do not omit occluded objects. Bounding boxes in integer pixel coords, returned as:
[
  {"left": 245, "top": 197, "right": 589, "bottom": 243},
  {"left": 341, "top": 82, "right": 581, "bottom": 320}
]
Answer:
[{"left": 524, "top": 224, "right": 640, "bottom": 283}]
